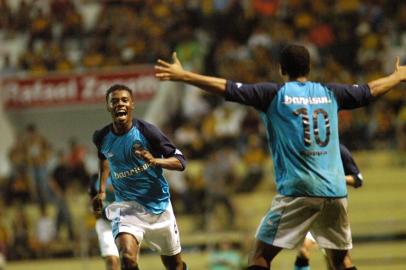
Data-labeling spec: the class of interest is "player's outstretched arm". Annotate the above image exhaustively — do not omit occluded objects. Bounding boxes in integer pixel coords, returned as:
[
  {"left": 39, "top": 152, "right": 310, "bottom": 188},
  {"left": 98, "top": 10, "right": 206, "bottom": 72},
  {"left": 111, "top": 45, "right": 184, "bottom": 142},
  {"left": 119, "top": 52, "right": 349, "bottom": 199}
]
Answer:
[
  {"left": 368, "top": 57, "right": 406, "bottom": 97},
  {"left": 155, "top": 52, "right": 227, "bottom": 96}
]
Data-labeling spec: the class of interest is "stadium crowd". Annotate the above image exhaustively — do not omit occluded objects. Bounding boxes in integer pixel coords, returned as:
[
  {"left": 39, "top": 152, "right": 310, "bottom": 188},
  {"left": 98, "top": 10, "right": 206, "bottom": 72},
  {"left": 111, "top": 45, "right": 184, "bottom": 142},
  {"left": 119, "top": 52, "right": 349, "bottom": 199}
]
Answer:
[{"left": 0, "top": 0, "right": 405, "bottom": 264}]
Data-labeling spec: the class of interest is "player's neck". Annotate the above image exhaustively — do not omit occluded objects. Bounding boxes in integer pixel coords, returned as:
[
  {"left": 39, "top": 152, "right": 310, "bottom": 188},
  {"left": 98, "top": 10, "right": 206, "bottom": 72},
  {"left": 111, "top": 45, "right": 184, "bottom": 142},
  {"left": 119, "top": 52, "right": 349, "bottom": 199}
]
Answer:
[
  {"left": 289, "top": 76, "right": 308, "bottom": 82},
  {"left": 112, "top": 120, "right": 133, "bottom": 135}
]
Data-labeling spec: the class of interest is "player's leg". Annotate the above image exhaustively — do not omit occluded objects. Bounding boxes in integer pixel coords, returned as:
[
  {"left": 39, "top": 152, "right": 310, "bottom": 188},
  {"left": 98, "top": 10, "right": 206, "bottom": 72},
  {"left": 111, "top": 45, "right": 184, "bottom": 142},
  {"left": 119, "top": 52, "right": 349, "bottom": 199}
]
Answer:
[
  {"left": 343, "top": 252, "right": 355, "bottom": 268},
  {"left": 248, "top": 196, "right": 322, "bottom": 269},
  {"left": 104, "top": 255, "right": 120, "bottom": 270},
  {"left": 246, "top": 239, "right": 282, "bottom": 269},
  {"left": 161, "top": 253, "right": 188, "bottom": 270},
  {"left": 105, "top": 202, "right": 145, "bottom": 270},
  {"left": 115, "top": 232, "right": 141, "bottom": 270},
  {"left": 294, "top": 233, "right": 318, "bottom": 270},
  {"left": 146, "top": 202, "right": 188, "bottom": 270},
  {"left": 311, "top": 198, "right": 357, "bottom": 270},
  {"left": 95, "top": 219, "right": 120, "bottom": 270},
  {"left": 324, "top": 249, "right": 357, "bottom": 270}
]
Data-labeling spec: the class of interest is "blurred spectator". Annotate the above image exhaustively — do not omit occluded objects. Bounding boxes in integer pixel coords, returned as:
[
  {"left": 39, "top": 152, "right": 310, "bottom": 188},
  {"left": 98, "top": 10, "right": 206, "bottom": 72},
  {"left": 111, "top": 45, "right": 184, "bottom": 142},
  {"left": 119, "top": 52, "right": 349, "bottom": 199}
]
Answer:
[
  {"left": 0, "top": 54, "right": 17, "bottom": 76},
  {"left": 0, "top": 206, "right": 8, "bottom": 270},
  {"left": 24, "top": 124, "right": 51, "bottom": 210},
  {"left": 165, "top": 170, "right": 194, "bottom": 214},
  {"left": 0, "top": 0, "right": 12, "bottom": 30},
  {"left": 203, "top": 148, "right": 238, "bottom": 230},
  {"left": 48, "top": 151, "right": 75, "bottom": 242},
  {"left": 212, "top": 103, "right": 245, "bottom": 145},
  {"left": 67, "top": 137, "right": 90, "bottom": 189},
  {"left": 9, "top": 206, "right": 32, "bottom": 260},
  {"left": 32, "top": 205, "right": 55, "bottom": 258},
  {"left": 29, "top": 7, "right": 52, "bottom": 45},
  {"left": 8, "top": 133, "right": 28, "bottom": 175},
  {"left": 397, "top": 104, "right": 406, "bottom": 166},
  {"left": 5, "top": 166, "right": 31, "bottom": 205},
  {"left": 208, "top": 242, "right": 242, "bottom": 270},
  {"left": 174, "top": 120, "right": 205, "bottom": 159},
  {"left": 14, "top": 0, "right": 32, "bottom": 32},
  {"left": 236, "top": 135, "right": 267, "bottom": 193}
]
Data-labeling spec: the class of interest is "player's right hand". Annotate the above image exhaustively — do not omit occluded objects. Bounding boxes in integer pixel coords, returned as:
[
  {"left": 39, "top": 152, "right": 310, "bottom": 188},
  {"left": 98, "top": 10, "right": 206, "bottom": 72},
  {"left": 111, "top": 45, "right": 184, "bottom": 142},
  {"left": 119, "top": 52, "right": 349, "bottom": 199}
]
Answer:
[
  {"left": 155, "top": 52, "right": 184, "bottom": 81},
  {"left": 92, "top": 192, "right": 105, "bottom": 218}
]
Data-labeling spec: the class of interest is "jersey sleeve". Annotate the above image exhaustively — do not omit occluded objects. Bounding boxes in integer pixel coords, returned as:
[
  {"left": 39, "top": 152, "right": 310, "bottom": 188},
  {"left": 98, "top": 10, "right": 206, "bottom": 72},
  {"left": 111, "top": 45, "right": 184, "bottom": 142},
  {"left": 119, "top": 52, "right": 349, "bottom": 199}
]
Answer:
[
  {"left": 135, "top": 119, "right": 187, "bottom": 170},
  {"left": 92, "top": 125, "right": 110, "bottom": 160},
  {"left": 340, "top": 144, "right": 360, "bottom": 176},
  {"left": 225, "top": 80, "right": 280, "bottom": 112},
  {"left": 324, "top": 83, "right": 372, "bottom": 110}
]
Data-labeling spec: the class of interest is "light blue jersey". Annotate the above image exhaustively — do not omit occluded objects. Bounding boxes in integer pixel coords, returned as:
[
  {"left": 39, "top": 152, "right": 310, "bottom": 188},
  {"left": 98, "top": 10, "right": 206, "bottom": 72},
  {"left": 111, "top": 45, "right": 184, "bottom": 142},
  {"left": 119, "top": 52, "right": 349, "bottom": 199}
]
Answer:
[
  {"left": 93, "top": 119, "right": 186, "bottom": 214},
  {"left": 225, "top": 80, "right": 371, "bottom": 198}
]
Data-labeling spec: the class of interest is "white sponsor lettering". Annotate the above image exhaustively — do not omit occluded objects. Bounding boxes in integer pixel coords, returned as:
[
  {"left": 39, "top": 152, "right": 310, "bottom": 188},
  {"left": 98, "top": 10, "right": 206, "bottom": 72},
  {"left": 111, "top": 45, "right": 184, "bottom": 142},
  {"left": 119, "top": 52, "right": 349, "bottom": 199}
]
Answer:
[
  {"left": 283, "top": 95, "right": 332, "bottom": 105},
  {"left": 113, "top": 163, "right": 152, "bottom": 180}
]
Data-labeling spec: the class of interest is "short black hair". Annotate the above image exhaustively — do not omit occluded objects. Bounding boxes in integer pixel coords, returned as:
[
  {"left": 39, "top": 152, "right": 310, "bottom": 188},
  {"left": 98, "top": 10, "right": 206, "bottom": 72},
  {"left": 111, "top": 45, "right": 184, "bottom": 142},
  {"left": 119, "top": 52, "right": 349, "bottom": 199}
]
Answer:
[
  {"left": 279, "top": 44, "right": 310, "bottom": 78},
  {"left": 105, "top": 84, "right": 133, "bottom": 102}
]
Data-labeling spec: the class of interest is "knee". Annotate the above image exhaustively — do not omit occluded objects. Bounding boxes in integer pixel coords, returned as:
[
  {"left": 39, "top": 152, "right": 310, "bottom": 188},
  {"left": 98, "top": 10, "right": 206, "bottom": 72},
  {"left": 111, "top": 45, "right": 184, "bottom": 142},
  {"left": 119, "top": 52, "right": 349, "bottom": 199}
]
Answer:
[{"left": 120, "top": 251, "right": 138, "bottom": 270}]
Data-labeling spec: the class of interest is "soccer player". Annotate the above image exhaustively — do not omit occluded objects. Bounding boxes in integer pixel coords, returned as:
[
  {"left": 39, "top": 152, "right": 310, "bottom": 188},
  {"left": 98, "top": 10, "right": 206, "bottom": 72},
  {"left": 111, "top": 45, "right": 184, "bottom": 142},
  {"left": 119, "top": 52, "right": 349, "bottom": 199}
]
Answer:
[
  {"left": 92, "top": 84, "right": 188, "bottom": 270},
  {"left": 294, "top": 144, "right": 363, "bottom": 270},
  {"left": 89, "top": 174, "right": 119, "bottom": 270},
  {"left": 155, "top": 45, "right": 406, "bottom": 270}
]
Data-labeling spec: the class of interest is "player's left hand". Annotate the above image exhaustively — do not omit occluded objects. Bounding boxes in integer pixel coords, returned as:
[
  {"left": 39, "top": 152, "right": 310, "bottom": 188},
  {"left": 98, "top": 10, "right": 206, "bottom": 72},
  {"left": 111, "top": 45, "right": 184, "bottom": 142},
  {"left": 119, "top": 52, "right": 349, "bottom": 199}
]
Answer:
[{"left": 155, "top": 52, "right": 185, "bottom": 81}]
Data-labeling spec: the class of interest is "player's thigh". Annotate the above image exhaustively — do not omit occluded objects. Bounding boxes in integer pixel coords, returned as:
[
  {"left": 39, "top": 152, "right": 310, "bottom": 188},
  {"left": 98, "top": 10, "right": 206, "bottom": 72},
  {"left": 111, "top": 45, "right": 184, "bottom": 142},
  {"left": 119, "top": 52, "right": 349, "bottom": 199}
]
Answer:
[
  {"left": 95, "top": 219, "right": 119, "bottom": 257},
  {"left": 256, "top": 195, "right": 323, "bottom": 249},
  {"left": 144, "top": 203, "right": 181, "bottom": 256},
  {"left": 311, "top": 198, "right": 352, "bottom": 250}
]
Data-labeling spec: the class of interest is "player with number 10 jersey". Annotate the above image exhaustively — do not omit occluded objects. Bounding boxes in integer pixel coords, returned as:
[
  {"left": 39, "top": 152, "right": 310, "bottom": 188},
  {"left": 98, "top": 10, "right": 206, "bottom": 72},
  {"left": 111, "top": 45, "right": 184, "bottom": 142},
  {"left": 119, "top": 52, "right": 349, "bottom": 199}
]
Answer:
[{"left": 225, "top": 80, "right": 371, "bottom": 198}]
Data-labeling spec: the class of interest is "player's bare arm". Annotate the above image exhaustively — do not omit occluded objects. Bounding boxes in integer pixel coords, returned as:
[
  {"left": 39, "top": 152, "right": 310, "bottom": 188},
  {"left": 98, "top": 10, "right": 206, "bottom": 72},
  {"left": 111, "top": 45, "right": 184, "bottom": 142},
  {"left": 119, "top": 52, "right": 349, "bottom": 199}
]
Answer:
[
  {"left": 368, "top": 56, "right": 406, "bottom": 97},
  {"left": 135, "top": 148, "right": 184, "bottom": 171},
  {"left": 93, "top": 159, "right": 110, "bottom": 216},
  {"left": 155, "top": 52, "right": 227, "bottom": 96}
]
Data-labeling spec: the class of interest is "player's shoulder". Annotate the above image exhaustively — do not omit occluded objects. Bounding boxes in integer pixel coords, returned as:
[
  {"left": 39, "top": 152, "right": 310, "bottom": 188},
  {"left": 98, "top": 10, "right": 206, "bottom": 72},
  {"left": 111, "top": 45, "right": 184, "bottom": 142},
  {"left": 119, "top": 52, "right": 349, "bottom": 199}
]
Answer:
[
  {"left": 133, "top": 118, "right": 161, "bottom": 133},
  {"left": 92, "top": 123, "right": 112, "bottom": 146}
]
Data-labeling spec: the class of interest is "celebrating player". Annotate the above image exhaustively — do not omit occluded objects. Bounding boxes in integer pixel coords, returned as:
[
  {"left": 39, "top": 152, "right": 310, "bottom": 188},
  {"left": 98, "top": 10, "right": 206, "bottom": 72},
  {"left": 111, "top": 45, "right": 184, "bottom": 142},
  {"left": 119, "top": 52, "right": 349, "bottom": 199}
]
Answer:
[
  {"left": 88, "top": 174, "right": 119, "bottom": 270},
  {"left": 92, "top": 84, "right": 188, "bottom": 270},
  {"left": 294, "top": 144, "right": 363, "bottom": 270},
  {"left": 155, "top": 44, "right": 406, "bottom": 270}
]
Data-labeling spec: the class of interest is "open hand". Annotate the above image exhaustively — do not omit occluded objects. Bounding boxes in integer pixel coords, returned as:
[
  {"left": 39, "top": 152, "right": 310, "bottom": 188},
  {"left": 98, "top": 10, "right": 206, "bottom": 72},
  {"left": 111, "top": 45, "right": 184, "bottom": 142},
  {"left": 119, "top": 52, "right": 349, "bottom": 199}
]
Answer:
[
  {"left": 395, "top": 56, "right": 406, "bottom": 82},
  {"left": 155, "top": 52, "right": 185, "bottom": 81}
]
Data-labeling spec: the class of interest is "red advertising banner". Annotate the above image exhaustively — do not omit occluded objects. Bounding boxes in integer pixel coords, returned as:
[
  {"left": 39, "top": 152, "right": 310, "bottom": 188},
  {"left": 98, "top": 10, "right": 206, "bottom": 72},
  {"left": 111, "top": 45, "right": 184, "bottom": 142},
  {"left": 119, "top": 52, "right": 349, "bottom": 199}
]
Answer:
[{"left": 0, "top": 66, "right": 159, "bottom": 110}]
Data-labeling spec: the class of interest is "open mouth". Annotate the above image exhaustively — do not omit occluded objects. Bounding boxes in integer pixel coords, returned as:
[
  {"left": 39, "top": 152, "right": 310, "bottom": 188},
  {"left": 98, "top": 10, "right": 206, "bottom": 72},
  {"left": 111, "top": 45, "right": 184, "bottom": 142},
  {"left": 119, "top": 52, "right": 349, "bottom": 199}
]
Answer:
[{"left": 114, "top": 110, "right": 128, "bottom": 120}]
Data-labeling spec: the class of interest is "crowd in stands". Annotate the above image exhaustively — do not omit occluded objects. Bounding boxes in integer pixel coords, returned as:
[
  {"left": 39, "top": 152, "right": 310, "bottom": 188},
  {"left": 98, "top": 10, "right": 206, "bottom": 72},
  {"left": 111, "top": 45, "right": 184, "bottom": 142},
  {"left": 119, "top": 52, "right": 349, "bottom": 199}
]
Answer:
[
  {"left": 0, "top": 0, "right": 405, "bottom": 263},
  {"left": 0, "top": 123, "right": 91, "bottom": 261},
  {"left": 0, "top": 0, "right": 404, "bottom": 149}
]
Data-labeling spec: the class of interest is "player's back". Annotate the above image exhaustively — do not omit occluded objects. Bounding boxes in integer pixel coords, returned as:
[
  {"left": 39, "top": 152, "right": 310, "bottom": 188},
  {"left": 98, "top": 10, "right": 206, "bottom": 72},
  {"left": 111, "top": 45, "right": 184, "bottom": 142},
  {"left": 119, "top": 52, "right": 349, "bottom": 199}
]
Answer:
[{"left": 263, "top": 81, "right": 346, "bottom": 198}]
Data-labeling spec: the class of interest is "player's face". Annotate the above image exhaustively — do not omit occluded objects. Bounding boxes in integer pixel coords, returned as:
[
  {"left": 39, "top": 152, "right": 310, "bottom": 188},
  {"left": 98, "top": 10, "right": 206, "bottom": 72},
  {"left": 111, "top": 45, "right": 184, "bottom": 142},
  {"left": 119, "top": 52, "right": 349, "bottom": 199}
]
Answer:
[{"left": 107, "top": 90, "right": 134, "bottom": 125}]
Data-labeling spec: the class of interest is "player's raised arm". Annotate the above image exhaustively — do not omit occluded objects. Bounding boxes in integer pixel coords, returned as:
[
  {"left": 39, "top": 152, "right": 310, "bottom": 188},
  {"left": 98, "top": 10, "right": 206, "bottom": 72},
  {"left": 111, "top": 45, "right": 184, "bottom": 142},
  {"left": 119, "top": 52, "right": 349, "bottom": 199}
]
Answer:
[
  {"left": 368, "top": 56, "right": 406, "bottom": 97},
  {"left": 155, "top": 52, "right": 227, "bottom": 96}
]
